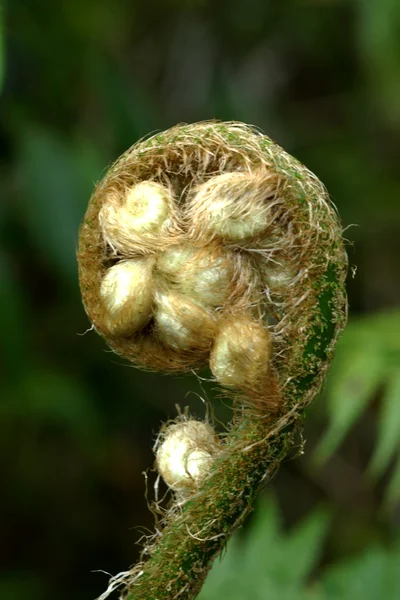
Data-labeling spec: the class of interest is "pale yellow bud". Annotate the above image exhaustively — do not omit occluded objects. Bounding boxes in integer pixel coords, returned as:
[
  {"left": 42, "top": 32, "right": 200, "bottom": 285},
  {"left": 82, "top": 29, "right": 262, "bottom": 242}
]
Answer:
[
  {"left": 156, "top": 420, "right": 219, "bottom": 493},
  {"left": 100, "top": 258, "right": 154, "bottom": 335},
  {"left": 156, "top": 245, "right": 235, "bottom": 308},
  {"left": 210, "top": 316, "right": 270, "bottom": 389},
  {"left": 99, "top": 181, "right": 174, "bottom": 254},
  {"left": 154, "top": 292, "right": 216, "bottom": 351},
  {"left": 187, "top": 171, "right": 278, "bottom": 243}
]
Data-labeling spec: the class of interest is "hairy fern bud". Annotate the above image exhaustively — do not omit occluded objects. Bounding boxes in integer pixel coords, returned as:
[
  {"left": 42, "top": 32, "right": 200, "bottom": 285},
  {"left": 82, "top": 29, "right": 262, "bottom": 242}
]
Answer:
[{"left": 156, "top": 420, "right": 220, "bottom": 495}]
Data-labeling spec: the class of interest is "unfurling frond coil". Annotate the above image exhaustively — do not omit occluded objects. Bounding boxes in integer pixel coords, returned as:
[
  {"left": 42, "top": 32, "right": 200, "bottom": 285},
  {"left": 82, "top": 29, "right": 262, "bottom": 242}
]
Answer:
[{"left": 78, "top": 121, "right": 347, "bottom": 600}]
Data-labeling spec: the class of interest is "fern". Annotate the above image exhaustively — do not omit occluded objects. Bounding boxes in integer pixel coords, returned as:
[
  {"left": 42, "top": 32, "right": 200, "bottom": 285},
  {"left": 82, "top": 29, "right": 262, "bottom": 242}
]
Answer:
[{"left": 78, "top": 121, "right": 347, "bottom": 599}]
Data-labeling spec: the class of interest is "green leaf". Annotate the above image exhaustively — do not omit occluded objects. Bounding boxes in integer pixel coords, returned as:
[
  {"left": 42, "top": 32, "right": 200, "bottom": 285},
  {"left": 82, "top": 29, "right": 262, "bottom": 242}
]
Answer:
[
  {"left": 282, "top": 508, "right": 331, "bottom": 584},
  {"left": 241, "top": 495, "right": 282, "bottom": 572},
  {"left": 322, "top": 546, "right": 395, "bottom": 600},
  {"left": 200, "top": 498, "right": 329, "bottom": 600},
  {"left": 200, "top": 497, "right": 282, "bottom": 599},
  {"left": 199, "top": 498, "right": 400, "bottom": 600},
  {"left": 367, "top": 311, "right": 400, "bottom": 355},
  {"left": 385, "top": 453, "right": 400, "bottom": 508},
  {"left": 368, "top": 369, "right": 400, "bottom": 478},
  {"left": 314, "top": 336, "right": 386, "bottom": 465},
  {"left": 314, "top": 312, "right": 400, "bottom": 503},
  {"left": 198, "top": 536, "right": 243, "bottom": 599}
]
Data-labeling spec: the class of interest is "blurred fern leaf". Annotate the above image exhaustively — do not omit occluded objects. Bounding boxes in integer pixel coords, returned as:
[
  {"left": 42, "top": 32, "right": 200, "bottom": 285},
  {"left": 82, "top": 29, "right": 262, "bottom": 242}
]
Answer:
[
  {"left": 368, "top": 369, "right": 400, "bottom": 479},
  {"left": 199, "top": 497, "right": 331, "bottom": 600},
  {"left": 199, "top": 499, "right": 400, "bottom": 600},
  {"left": 322, "top": 540, "right": 400, "bottom": 600},
  {"left": 314, "top": 311, "right": 400, "bottom": 505},
  {"left": 314, "top": 340, "right": 385, "bottom": 464},
  {"left": 385, "top": 454, "right": 400, "bottom": 508}
]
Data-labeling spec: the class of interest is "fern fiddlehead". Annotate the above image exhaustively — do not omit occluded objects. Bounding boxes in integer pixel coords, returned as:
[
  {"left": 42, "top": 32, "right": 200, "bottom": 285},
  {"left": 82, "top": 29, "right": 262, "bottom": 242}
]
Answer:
[{"left": 77, "top": 121, "right": 347, "bottom": 600}]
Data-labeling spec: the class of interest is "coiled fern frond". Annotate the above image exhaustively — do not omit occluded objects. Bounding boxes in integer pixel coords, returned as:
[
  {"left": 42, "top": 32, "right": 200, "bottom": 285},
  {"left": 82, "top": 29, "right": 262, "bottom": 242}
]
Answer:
[{"left": 78, "top": 121, "right": 347, "bottom": 600}]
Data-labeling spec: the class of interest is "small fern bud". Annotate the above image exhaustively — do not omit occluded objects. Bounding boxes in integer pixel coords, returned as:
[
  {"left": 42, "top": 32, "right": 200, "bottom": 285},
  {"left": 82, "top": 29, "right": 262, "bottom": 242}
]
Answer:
[
  {"left": 154, "top": 292, "right": 216, "bottom": 351},
  {"left": 156, "top": 420, "right": 219, "bottom": 494},
  {"left": 99, "top": 181, "right": 174, "bottom": 254},
  {"left": 100, "top": 258, "right": 154, "bottom": 335},
  {"left": 186, "top": 171, "right": 279, "bottom": 244},
  {"left": 210, "top": 316, "right": 271, "bottom": 391},
  {"left": 156, "top": 245, "right": 235, "bottom": 308}
]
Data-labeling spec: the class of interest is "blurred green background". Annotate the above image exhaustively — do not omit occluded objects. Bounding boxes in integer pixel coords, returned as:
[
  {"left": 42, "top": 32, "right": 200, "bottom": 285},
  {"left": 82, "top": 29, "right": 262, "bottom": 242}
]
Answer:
[{"left": 1, "top": 1, "right": 400, "bottom": 599}]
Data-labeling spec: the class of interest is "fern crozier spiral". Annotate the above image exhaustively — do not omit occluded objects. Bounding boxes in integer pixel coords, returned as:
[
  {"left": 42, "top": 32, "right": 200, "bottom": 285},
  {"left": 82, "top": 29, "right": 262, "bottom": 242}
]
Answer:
[{"left": 78, "top": 121, "right": 347, "bottom": 600}]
